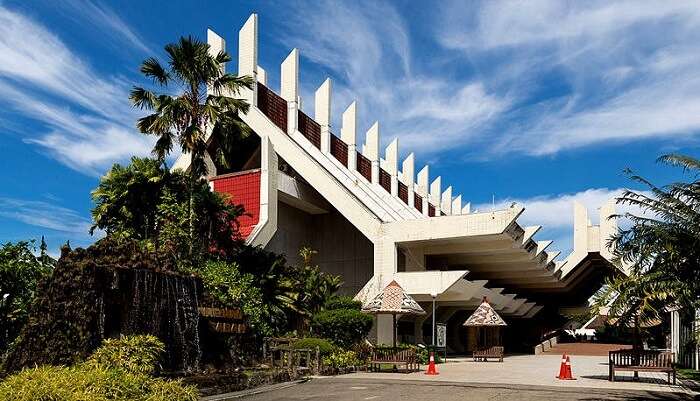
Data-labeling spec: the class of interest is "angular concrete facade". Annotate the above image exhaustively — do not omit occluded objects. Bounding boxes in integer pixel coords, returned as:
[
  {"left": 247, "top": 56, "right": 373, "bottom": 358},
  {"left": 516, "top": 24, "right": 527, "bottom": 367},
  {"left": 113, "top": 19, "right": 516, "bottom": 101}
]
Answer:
[{"left": 174, "top": 15, "right": 623, "bottom": 352}]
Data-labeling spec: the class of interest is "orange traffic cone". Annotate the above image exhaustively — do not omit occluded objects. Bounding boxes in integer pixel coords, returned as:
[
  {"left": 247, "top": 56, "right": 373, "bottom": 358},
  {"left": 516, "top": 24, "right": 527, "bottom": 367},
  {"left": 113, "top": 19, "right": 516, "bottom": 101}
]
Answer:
[
  {"left": 556, "top": 354, "right": 576, "bottom": 380},
  {"left": 425, "top": 352, "right": 439, "bottom": 375}
]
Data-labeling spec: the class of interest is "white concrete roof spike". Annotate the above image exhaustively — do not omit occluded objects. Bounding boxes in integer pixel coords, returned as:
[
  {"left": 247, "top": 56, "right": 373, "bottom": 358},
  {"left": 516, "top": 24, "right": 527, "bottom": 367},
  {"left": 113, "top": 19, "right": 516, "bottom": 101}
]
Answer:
[
  {"left": 314, "top": 78, "right": 331, "bottom": 127},
  {"left": 365, "top": 122, "right": 380, "bottom": 161},
  {"left": 340, "top": 101, "right": 357, "bottom": 144},
  {"left": 462, "top": 202, "right": 471, "bottom": 214},
  {"left": 522, "top": 226, "right": 541, "bottom": 244},
  {"left": 281, "top": 48, "right": 299, "bottom": 102},
  {"left": 238, "top": 14, "right": 258, "bottom": 78},
  {"left": 441, "top": 186, "right": 452, "bottom": 214},
  {"left": 207, "top": 29, "right": 226, "bottom": 58},
  {"left": 417, "top": 165, "right": 429, "bottom": 195},
  {"left": 452, "top": 195, "right": 462, "bottom": 215},
  {"left": 385, "top": 138, "right": 398, "bottom": 175},
  {"left": 546, "top": 250, "right": 561, "bottom": 264},
  {"left": 257, "top": 66, "right": 267, "bottom": 86},
  {"left": 536, "top": 240, "right": 553, "bottom": 255},
  {"left": 401, "top": 153, "right": 415, "bottom": 186},
  {"left": 430, "top": 176, "right": 442, "bottom": 206}
]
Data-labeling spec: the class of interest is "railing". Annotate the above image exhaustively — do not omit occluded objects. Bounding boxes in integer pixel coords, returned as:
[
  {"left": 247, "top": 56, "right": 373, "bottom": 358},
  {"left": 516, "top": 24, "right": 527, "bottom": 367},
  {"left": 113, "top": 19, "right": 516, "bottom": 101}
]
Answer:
[
  {"left": 379, "top": 169, "right": 391, "bottom": 192},
  {"left": 298, "top": 111, "right": 321, "bottom": 149},
  {"left": 414, "top": 194, "right": 423, "bottom": 213},
  {"left": 330, "top": 134, "right": 348, "bottom": 167},
  {"left": 357, "top": 152, "right": 372, "bottom": 181},
  {"left": 398, "top": 182, "right": 408, "bottom": 204},
  {"left": 257, "top": 83, "right": 287, "bottom": 132}
]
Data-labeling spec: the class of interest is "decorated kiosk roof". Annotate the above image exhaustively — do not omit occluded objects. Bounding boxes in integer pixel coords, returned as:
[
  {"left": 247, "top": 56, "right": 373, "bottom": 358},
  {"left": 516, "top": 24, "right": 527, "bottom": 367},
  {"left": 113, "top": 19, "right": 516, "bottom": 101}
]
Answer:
[
  {"left": 361, "top": 280, "right": 425, "bottom": 315},
  {"left": 463, "top": 297, "right": 507, "bottom": 326}
]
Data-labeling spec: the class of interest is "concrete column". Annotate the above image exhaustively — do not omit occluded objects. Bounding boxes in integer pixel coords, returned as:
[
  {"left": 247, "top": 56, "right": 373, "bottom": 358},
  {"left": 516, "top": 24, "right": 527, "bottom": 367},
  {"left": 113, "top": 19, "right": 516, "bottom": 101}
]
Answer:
[
  {"left": 417, "top": 166, "right": 429, "bottom": 216},
  {"left": 365, "top": 122, "right": 380, "bottom": 184},
  {"left": 341, "top": 102, "right": 357, "bottom": 171},
  {"left": 430, "top": 177, "right": 442, "bottom": 215},
  {"left": 441, "top": 186, "right": 452, "bottom": 215},
  {"left": 385, "top": 138, "right": 399, "bottom": 196},
  {"left": 599, "top": 198, "right": 617, "bottom": 261},
  {"left": 671, "top": 310, "right": 680, "bottom": 359},
  {"left": 257, "top": 66, "right": 267, "bottom": 86},
  {"left": 573, "top": 201, "right": 589, "bottom": 254},
  {"left": 315, "top": 78, "right": 332, "bottom": 154},
  {"left": 452, "top": 195, "right": 462, "bottom": 215},
  {"left": 281, "top": 49, "right": 299, "bottom": 135},
  {"left": 238, "top": 14, "right": 258, "bottom": 105},
  {"left": 402, "top": 153, "right": 415, "bottom": 208}
]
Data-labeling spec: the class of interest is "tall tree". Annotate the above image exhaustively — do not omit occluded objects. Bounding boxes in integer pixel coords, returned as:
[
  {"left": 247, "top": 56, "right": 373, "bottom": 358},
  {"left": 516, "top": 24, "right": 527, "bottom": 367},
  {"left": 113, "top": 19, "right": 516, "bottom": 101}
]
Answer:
[
  {"left": 594, "top": 154, "right": 700, "bottom": 342},
  {"left": 130, "top": 36, "right": 252, "bottom": 254}
]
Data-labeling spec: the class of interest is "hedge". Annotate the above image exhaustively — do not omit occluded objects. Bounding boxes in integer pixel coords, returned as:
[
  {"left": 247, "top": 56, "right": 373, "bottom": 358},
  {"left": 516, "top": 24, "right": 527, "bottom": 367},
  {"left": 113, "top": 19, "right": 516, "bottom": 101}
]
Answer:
[{"left": 311, "top": 309, "right": 373, "bottom": 348}]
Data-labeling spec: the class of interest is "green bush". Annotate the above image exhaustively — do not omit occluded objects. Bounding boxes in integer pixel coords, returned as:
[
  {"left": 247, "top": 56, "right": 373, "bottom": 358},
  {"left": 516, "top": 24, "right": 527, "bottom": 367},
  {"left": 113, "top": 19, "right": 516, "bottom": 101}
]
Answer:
[
  {"left": 0, "top": 364, "right": 197, "bottom": 401},
  {"left": 292, "top": 338, "right": 337, "bottom": 356},
  {"left": 311, "top": 309, "right": 373, "bottom": 348},
  {"left": 86, "top": 335, "right": 165, "bottom": 375},
  {"left": 324, "top": 295, "right": 361, "bottom": 311},
  {"left": 323, "top": 350, "right": 362, "bottom": 369}
]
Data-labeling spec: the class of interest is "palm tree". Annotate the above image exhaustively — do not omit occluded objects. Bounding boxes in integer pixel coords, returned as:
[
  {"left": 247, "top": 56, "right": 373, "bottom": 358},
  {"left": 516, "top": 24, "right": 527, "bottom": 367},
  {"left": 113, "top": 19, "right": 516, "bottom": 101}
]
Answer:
[
  {"left": 130, "top": 36, "right": 253, "bottom": 255},
  {"left": 593, "top": 154, "right": 700, "bottom": 346}
]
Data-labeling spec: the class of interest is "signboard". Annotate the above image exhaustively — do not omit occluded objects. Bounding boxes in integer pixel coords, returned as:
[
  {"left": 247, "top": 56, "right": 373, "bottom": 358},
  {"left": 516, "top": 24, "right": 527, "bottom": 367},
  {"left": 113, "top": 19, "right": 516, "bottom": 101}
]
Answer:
[{"left": 436, "top": 323, "right": 447, "bottom": 348}]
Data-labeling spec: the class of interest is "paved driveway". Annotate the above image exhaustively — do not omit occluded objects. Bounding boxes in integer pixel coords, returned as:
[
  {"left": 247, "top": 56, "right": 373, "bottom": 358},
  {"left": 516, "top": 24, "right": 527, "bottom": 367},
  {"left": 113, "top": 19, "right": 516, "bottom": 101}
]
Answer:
[
  {"left": 337, "top": 355, "right": 691, "bottom": 394},
  {"left": 241, "top": 378, "right": 693, "bottom": 401}
]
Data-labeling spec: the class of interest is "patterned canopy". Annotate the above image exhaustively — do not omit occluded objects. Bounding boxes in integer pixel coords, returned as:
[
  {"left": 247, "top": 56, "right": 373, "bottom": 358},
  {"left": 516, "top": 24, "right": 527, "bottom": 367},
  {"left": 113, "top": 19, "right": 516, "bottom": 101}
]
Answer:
[
  {"left": 463, "top": 298, "right": 507, "bottom": 326},
  {"left": 361, "top": 280, "right": 425, "bottom": 315}
]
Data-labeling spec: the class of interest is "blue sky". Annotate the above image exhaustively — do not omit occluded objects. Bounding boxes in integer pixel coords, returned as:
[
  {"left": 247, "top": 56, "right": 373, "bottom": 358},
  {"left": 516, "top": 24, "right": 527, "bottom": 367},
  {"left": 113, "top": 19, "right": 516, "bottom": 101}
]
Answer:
[{"left": 0, "top": 0, "right": 699, "bottom": 257}]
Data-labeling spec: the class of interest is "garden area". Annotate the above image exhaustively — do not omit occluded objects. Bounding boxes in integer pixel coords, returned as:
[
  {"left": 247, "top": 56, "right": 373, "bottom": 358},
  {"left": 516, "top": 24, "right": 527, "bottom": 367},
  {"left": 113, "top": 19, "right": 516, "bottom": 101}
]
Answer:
[{"left": 0, "top": 36, "right": 386, "bottom": 400}]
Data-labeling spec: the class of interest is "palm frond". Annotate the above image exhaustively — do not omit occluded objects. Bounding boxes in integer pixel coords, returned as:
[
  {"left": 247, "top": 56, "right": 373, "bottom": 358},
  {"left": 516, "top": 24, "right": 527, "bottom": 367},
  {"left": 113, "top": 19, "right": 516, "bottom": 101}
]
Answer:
[{"left": 140, "top": 57, "right": 170, "bottom": 85}]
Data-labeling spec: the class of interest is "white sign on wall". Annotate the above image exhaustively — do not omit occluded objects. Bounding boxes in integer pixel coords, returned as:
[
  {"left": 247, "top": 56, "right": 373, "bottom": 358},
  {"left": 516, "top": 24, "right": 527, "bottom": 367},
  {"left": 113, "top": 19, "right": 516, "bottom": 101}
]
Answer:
[{"left": 436, "top": 323, "right": 447, "bottom": 348}]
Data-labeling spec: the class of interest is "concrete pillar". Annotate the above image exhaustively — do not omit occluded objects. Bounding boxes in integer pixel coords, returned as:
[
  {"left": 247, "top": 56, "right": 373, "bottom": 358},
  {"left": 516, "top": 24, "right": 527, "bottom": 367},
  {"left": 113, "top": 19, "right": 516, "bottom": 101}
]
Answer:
[
  {"left": 281, "top": 49, "right": 299, "bottom": 135},
  {"left": 573, "top": 201, "right": 589, "bottom": 254},
  {"left": 430, "top": 176, "right": 442, "bottom": 215},
  {"left": 417, "top": 166, "right": 430, "bottom": 216},
  {"left": 385, "top": 138, "right": 399, "bottom": 196},
  {"left": 315, "top": 78, "right": 332, "bottom": 154},
  {"left": 671, "top": 310, "right": 680, "bottom": 360},
  {"left": 599, "top": 198, "right": 617, "bottom": 261},
  {"left": 341, "top": 102, "right": 357, "bottom": 171},
  {"left": 452, "top": 195, "right": 462, "bottom": 215},
  {"left": 441, "top": 186, "right": 452, "bottom": 215},
  {"left": 257, "top": 66, "right": 267, "bottom": 86},
  {"left": 462, "top": 202, "right": 471, "bottom": 214},
  {"left": 238, "top": 14, "right": 258, "bottom": 105},
  {"left": 207, "top": 29, "right": 226, "bottom": 74},
  {"left": 365, "top": 122, "right": 380, "bottom": 184},
  {"left": 402, "top": 153, "right": 415, "bottom": 208}
]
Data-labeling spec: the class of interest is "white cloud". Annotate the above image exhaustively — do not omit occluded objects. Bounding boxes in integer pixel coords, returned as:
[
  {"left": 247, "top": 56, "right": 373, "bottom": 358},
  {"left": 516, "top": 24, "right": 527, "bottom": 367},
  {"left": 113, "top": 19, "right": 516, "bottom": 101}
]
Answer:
[
  {"left": 0, "top": 197, "right": 92, "bottom": 234},
  {"left": 473, "top": 187, "right": 650, "bottom": 256},
  {"left": 0, "top": 5, "right": 153, "bottom": 174},
  {"left": 276, "top": 0, "right": 508, "bottom": 157},
  {"left": 436, "top": 0, "right": 700, "bottom": 157}
]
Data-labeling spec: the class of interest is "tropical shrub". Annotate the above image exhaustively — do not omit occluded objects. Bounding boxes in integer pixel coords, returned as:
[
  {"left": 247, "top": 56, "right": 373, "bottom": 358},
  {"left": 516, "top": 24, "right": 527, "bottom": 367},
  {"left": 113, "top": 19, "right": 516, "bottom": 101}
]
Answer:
[
  {"left": 324, "top": 295, "right": 362, "bottom": 311},
  {"left": 292, "top": 338, "right": 337, "bottom": 356},
  {"left": 0, "top": 336, "right": 197, "bottom": 401},
  {"left": 322, "top": 350, "right": 361, "bottom": 369},
  {"left": 86, "top": 335, "right": 165, "bottom": 375},
  {"left": 0, "top": 239, "right": 54, "bottom": 353},
  {"left": 311, "top": 309, "right": 373, "bottom": 348}
]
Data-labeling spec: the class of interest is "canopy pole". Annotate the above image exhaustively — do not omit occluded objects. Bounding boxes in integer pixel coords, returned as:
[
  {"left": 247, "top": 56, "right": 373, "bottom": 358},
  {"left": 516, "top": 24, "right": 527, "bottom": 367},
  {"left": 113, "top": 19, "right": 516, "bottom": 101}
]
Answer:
[
  {"left": 431, "top": 295, "right": 436, "bottom": 347},
  {"left": 393, "top": 313, "right": 397, "bottom": 348}
]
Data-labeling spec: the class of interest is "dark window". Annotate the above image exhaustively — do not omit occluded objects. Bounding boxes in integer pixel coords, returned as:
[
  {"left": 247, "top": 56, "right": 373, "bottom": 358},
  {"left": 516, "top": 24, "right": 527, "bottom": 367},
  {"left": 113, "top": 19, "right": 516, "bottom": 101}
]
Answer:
[
  {"left": 357, "top": 152, "right": 372, "bottom": 181},
  {"left": 428, "top": 204, "right": 436, "bottom": 217},
  {"left": 398, "top": 182, "right": 408, "bottom": 203},
  {"left": 330, "top": 134, "right": 348, "bottom": 167},
  {"left": 298, "top": 111, "right": 321, "bottom": 149},
  {"left": 379, "top": 169, "right": 391, "bottom": 192},
  {"left": 257, "top": 84, "right": 287, "bottom": 132},
  {"left": 414, "top": 194, "right": 423, "bottom": 213}
]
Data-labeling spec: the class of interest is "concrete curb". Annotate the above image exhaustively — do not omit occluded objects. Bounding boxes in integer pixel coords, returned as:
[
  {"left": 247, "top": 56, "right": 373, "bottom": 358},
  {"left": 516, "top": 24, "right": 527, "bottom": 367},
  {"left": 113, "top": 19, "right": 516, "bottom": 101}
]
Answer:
[{"left": 200, "top": 379, "right": 309, "bottom": 400}]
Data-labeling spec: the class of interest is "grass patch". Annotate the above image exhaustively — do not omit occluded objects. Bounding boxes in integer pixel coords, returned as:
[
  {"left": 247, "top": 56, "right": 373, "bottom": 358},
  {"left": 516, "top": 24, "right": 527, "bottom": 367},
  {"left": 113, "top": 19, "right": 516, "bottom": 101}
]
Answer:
[{"left": 677, "top": 368, "right": 700, "bottom": 381}]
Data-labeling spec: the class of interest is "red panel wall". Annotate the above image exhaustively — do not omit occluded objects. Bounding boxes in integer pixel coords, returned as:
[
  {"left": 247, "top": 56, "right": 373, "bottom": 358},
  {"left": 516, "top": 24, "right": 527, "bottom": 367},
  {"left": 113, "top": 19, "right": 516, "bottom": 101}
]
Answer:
[{"left": 211, "top": 170, "right": 261, "bottom": 239}]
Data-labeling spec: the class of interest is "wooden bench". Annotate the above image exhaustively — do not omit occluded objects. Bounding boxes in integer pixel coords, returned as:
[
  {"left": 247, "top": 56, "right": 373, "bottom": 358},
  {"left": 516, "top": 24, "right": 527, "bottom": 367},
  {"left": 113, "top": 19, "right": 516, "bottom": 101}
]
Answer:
[
  {"left": 369, "top": 348, "right": 419, "bottom": 373},
  {"left": 609, "top": 349, "right": 676, "bottom": 384},
  {"left": 473, "top": 346, "right": 504, "bottom": 362}
]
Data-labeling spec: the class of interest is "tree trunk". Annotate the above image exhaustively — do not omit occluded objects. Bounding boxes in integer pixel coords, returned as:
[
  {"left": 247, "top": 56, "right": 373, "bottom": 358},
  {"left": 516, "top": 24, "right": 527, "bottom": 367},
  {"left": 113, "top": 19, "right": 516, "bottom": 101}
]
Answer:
[{"left": 189, "top": 173, "right": 195, "bottom": 258}]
